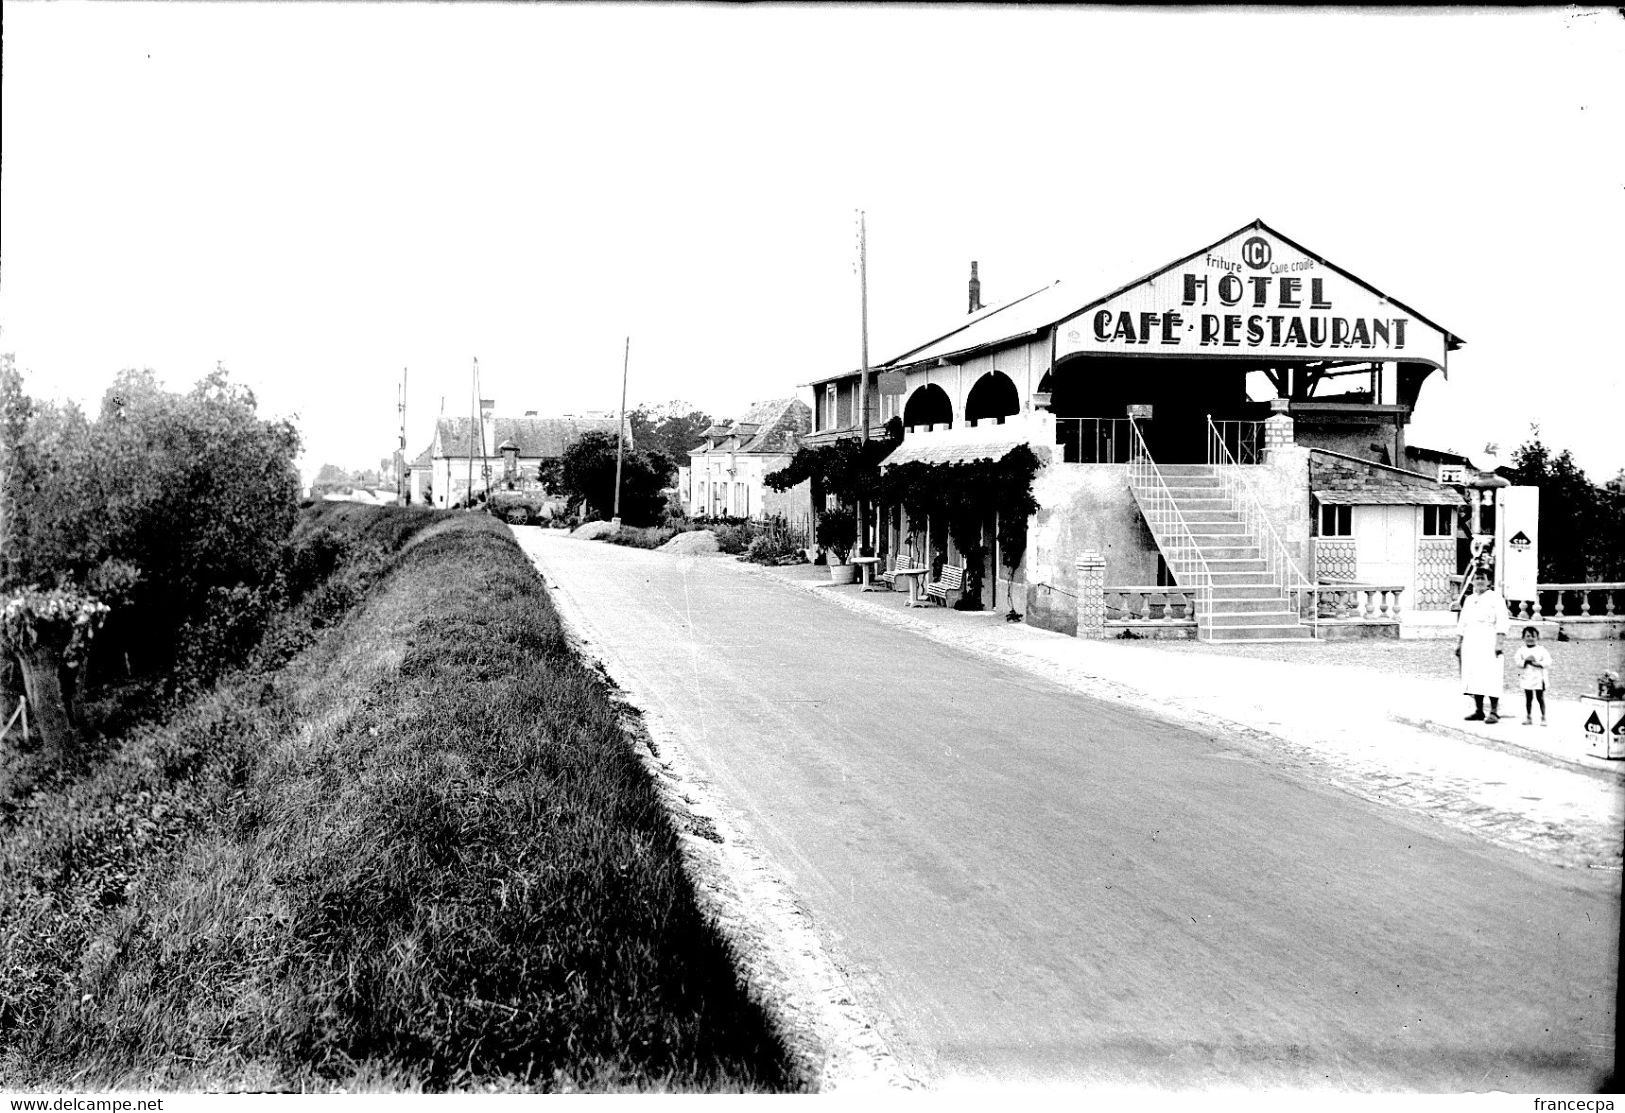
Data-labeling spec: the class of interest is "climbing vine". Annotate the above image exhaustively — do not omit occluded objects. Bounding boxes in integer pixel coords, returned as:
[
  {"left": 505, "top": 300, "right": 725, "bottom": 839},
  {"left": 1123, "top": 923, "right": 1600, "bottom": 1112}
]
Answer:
[
  {"left": 878, "top": 445, "right": 1043, "bottom": 608},
  {"left": 763, "top": 418, "right": 902, "bottom": 505}
]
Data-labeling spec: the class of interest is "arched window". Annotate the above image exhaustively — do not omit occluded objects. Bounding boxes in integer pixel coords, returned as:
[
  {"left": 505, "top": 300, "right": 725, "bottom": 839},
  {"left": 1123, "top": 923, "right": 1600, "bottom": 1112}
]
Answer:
[
  {"left": 964, "top": 371, "right": 1020, "bottom": 425},
  {"left": 903, "top": 383, "right": 953, "bottom": 429}
]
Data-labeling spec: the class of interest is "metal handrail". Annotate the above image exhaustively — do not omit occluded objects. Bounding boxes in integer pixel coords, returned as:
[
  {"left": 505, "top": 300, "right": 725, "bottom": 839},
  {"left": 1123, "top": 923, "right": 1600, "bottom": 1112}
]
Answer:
[
  {"left": 1054, "top": 417, "right": 1132, "bottom": 464},
  {"left": 1127, "top": 417, "right": 1214, "bottom": 639},
  {"left": 1206, "top": 415, "right": 1318, "bottom": 631},
  {"left": 1209, "top": 419, "right": 1265, "bottom": 465}
]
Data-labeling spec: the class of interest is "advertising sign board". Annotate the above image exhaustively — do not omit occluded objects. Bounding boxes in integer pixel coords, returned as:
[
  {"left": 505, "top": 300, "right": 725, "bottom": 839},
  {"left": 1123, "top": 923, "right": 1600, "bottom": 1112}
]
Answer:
[
  {"left": 1054, "top": 225, "right": 1450, "bottom": 370},
  {"left": 1495, "top": 486, "right": 1540, "bottom": 602}
]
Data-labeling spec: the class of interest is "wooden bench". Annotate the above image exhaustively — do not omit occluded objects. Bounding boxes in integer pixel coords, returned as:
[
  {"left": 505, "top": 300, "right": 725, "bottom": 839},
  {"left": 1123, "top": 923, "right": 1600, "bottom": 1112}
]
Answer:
[
  {"left": 878, "top": 551, "right": 919, "bottom": 589},
  {"left": 924, "top": 564, "right": 964, "bottom": 604}
]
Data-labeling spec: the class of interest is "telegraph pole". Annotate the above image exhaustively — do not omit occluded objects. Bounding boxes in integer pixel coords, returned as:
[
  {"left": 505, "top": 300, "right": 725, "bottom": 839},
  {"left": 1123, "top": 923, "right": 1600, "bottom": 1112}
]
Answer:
[
  {"left": 857, "top": 211, "right": 872, "bottom": 555},
  {"left": 858, "top": 210, "right": 870, "bottom": 445},
  {"left": 612, "top": 336, "right": 629, "bottom": 527},
  {"left": 397, "top": 367, "right": 407, "bottom": 505}
]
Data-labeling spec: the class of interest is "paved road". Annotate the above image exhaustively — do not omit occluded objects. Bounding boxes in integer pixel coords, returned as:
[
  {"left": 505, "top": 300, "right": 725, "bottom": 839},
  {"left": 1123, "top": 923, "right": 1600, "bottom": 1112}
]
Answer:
[{"left": 513, "top": 530, "right": 1619, "bottom": 1091}]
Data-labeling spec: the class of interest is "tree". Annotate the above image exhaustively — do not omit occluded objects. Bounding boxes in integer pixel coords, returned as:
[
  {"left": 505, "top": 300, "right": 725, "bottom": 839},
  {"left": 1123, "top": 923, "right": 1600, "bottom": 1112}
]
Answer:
[
  {"left": 2, "top": 362, "right": 302, "bottom": 754},
  {"left": 554, "top": 431, "right": 673, "bottom": 526},
  {"left": 627, "top": 402, "right": 714, "bottom": 483}
]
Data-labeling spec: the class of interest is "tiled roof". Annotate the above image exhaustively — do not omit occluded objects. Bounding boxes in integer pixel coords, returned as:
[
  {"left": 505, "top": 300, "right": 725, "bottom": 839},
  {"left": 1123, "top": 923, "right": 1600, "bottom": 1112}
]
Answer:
[
  {"left": 691, "top": 398, "right": 810, "bottom": 456},
  {"left": 809, "top": 284, "right": 1060, "bottom": 386},
  {"left": 434, "top": 415, "right": 626, "bottom": 459},
  {"left": 882, "top": 435, "right": 1048, "bottom": 468},
  {"left": 1310, "top": 448, "right": 1465, "bottom": 508},
  {"left": 1312, "top": 488, "right": 1463, "bottom": 507}
]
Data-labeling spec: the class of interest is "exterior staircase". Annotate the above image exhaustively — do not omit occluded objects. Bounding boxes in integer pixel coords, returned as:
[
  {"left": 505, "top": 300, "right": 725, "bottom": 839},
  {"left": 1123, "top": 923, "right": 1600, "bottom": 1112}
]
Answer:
[{"left": 1131, "top": 463, "right": 1314, "bottom": 642}]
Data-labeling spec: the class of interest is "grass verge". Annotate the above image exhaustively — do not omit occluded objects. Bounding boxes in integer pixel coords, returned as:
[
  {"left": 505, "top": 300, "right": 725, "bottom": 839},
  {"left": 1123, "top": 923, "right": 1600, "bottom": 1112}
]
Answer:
[{"left": 1, "top": 508, "right": 797, "bottom": 1091}]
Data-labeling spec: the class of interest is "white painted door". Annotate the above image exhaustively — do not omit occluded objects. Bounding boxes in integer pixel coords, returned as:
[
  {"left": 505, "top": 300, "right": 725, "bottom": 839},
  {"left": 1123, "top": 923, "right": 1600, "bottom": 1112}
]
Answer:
[{"left": 1354, "top": 505, "right": 1417, "bottom": 603}]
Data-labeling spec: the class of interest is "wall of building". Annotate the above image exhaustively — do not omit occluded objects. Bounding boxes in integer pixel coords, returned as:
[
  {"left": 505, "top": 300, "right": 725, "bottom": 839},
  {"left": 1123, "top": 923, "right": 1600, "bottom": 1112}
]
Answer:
[
  {"left": 689, "top": 452, "right": 802, "bottom": 520},
  {"left": 1021, "top": 447, "right": 1312, "bottom": 636},
  {"left": 761, "top": 476, "right": 812, "bottom": 525},
  {"left": 1294, "top": 417, "right": 1400, "bottom": 464},
  {"left": 899, "top": 336, "right": 1051, "bottom": 428},
  {"left": 1235, "top": 445, "right": 1313, "bottom": 575},
  {"left": 1024, "top": 464, "right": 1160, "bottom": 636}
]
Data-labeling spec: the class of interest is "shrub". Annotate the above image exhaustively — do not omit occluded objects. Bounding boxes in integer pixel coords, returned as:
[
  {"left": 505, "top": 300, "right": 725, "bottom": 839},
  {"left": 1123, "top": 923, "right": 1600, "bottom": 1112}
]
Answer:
[
  {"left": 814, "top": 508, "right": 856, "bottom": 564},
  {"left": 742, "top": 532, "right": 801, "bottom": 565},
  {"left": 712, "top": 524, "right": 757, "bottom": 555},
  {"left": 605, "top": 526, "right": 678, "bottom": 550}
]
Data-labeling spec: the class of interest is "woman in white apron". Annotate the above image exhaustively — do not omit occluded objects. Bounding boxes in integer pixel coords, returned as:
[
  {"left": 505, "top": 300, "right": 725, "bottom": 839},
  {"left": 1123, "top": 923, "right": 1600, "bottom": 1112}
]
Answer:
[{"left": 1455, "top": 570, "right": 1509, "bottom": 722}]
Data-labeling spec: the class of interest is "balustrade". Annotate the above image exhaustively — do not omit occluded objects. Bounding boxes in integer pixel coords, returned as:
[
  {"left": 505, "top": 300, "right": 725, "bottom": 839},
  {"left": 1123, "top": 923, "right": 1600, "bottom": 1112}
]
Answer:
[
  {"left": 1447, "top": 579, "right": 1625, "bottom": 622},
  {"left": 1104, "top": 586, "right": 1196, "bottom": 624},
  {"left": 1316, "top": 581, "right": 1405, "bottom": 621}
]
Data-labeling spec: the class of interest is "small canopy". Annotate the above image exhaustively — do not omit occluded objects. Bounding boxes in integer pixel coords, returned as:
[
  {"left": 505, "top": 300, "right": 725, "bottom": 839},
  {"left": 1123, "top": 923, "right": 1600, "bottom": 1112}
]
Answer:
[
  {"left": 883, "top": 435, "right": 1044, "bottom": 469},
  {"left": 1312, "top": 487, "right": 1463, "bottom": 507}
]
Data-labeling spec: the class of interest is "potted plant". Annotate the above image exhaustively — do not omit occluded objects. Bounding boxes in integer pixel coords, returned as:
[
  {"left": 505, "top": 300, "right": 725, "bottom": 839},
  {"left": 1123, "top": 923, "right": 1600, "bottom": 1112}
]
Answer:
[{"left": 816, "top": 507, "right": 858, "bottom": 584}]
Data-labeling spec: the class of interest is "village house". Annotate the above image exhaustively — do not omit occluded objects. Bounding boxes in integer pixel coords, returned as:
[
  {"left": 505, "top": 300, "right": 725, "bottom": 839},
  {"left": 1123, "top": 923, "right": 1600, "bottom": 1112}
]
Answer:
[
  {"left": 411, "top": 399, "right": 624, "bottom": 510},
  {"left": 686, "top": 398, "right": 812, "bottom": 523},
  {"left": 806, "top": 219, "right": 1487, "bottom": 641}
]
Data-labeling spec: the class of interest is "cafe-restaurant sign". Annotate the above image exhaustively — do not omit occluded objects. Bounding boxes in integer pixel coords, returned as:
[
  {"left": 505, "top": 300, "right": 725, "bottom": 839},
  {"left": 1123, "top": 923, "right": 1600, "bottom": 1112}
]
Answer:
[{"left": 1055, "top": 222, "right": 1452, "bottom": 370}]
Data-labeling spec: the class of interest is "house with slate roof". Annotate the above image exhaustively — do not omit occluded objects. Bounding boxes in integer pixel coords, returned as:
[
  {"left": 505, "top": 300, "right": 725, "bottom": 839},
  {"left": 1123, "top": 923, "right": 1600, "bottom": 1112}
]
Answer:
[
  {"left": 800, "top": 219, "right": 1490, "bottom": 640},
  {"left": 419, "top": 399, "right": 625, "bottom": 509},
  {"left": 687, "top": 398, "right": 812, "bottom": 522}
]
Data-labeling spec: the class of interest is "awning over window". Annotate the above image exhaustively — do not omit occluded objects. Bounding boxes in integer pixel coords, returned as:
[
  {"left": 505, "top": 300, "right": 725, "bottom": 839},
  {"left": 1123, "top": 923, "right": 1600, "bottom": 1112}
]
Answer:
[
  {"left": 882, "top": 435, "right": 1043, "bottom": 468},
  {"left": 1312, "top": 487, "right": 1464, "bottom": 507}
]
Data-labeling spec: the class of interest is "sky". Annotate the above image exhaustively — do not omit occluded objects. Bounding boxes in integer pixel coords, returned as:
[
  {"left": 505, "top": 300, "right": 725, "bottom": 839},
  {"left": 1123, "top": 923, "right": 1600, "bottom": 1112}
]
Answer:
[{"left": 2, "top": 4, "right": 1622, "bottom": 486}]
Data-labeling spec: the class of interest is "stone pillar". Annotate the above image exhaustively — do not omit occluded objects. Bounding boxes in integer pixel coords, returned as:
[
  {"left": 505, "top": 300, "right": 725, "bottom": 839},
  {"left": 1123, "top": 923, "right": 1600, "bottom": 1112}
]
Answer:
[
  {"left": 1264, "top": 398, "right": 1295, "bottom": 459},
  {"left": 1075, "top": 552, "right": 1106, "bottom": 639}
]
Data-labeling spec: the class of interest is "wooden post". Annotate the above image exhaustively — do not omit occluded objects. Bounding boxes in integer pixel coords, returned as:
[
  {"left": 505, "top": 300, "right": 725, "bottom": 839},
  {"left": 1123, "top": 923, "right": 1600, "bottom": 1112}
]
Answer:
[{"left": 857, "top": 211, "right": 871, "bottom": 553}]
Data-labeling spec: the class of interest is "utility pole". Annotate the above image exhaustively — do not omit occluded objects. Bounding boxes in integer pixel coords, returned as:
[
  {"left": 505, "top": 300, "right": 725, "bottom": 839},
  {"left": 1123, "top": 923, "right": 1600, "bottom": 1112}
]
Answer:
[
  {"left": 397, "top": 367, "right": 407, "bottom": 505},
  {"left": 467, "top": 361, "right": 476, "bottom": 510},
  {"left": 859, "top": 210, "right": 870, "bottom": 445},
  {"left": 857, "top": 211, "right": 872, "bottom": 555},
  {"left": 475, "top": 357, "right": 490, "bottom": 505},
  {"left": 612, "top": 336, "right": 629, "bottom": 527}
]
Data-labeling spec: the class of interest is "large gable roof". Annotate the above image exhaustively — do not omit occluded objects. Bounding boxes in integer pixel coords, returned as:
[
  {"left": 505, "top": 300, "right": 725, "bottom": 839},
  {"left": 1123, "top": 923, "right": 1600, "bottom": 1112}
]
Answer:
[
  {"left": 811, "top": 218, "right": 1463, "bottom": 384},
  {"left": 1054, "top": 218, "right": 1464, "bottom": 355}
]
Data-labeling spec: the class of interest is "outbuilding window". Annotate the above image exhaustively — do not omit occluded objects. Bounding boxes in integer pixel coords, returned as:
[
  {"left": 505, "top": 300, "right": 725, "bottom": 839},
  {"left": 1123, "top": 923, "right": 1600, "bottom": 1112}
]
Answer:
[
  {"left": 1316, "top": 504, "right": 1352, "bottom": 537},
  {"left": 1421, "top": 505, "right": 1454, "bottom": 537}
]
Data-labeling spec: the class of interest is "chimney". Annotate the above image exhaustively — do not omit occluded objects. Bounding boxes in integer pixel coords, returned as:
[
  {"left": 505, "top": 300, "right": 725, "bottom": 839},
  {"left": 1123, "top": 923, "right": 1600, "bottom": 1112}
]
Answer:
[{"left": 968, "top": 261, "right": 983, "bottom": 314}]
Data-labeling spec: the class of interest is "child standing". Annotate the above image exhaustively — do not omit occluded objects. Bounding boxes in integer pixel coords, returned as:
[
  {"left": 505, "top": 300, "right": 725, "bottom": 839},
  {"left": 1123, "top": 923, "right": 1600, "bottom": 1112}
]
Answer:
[{"left": 1513, "top": 626, "right": 1552, "bottom": 726}]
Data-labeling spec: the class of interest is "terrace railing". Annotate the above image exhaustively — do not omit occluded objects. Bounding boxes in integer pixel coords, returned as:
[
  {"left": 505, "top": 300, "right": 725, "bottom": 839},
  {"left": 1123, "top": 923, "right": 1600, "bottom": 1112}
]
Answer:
[
  {"left": 1208, "top": 419, "right": 1265, "bottom": 466},
  {"left": 1105, "top": 586, "right": 1197, "bottom": 626},
  {"left": 1449, "top": 578, "right": 1625, "bottom": 623},
  {"left": 1316, "top": 580, "right": 1405, "bottom": 622},
  {"left": 1127, "top": 418, "right": 1213, "bottom": 638},
  {"left": 1206, "top": 415, "right": 1319, "bottom": 630},
  {"left": 1055, "top": 417, "right": 1133, "bottom": 464}
]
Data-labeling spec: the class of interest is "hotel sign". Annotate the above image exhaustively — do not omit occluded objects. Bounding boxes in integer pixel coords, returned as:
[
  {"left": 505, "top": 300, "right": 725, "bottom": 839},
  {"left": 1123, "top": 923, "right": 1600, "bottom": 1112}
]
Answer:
[{"left": 1055, "top": 226, "right": 1449, "bottom": 370}]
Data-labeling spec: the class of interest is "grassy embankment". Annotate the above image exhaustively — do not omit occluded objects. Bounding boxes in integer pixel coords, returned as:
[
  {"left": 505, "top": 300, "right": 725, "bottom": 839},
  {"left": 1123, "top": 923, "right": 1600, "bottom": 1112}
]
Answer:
[{"left": 1, "top": 504, "right": 796, "bottom": 1091}]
